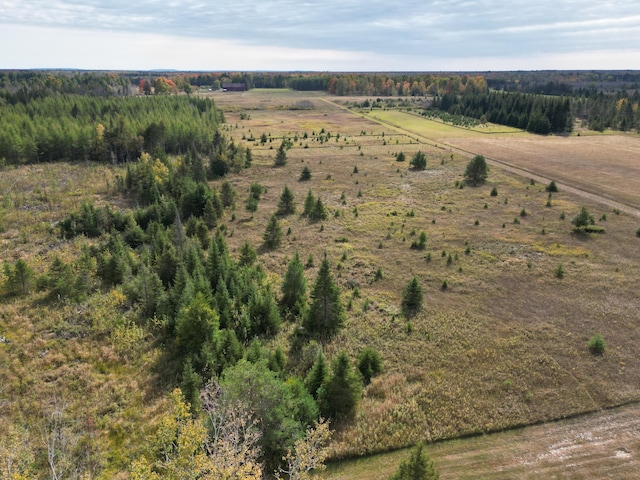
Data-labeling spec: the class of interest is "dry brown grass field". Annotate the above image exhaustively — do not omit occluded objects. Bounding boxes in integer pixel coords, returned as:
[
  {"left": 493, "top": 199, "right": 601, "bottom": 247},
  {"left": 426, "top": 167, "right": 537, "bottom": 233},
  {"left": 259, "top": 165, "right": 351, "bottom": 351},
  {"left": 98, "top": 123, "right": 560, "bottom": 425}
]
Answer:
[
  {"left": 2, "top": 88, "right": 640, "bottom": 477},
  {"left": 213, "top": 90, "right": 640, "bottom": 471},
  {"left": 360, "top": 108, "right": 640, "bottom": 212}
]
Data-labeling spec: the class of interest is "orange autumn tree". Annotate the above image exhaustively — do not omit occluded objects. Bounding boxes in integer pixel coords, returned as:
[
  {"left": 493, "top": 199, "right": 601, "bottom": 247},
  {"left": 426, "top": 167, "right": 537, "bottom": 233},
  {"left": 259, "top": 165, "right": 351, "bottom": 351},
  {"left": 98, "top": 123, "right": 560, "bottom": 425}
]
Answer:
[{"left": 154, "top": 77, "right": 177, "bottom": 95}]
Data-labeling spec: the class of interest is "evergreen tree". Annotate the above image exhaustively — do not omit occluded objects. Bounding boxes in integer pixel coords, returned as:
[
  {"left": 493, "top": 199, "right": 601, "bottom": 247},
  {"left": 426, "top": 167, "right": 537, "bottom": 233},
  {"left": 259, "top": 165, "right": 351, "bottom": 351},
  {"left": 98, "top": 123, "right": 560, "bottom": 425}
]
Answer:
[
  {"left": 190, "top": 153, "right": 207, "bottom": 183},
  {"left": 410, "top": 151, "right": 427, "bottom": 170},
  {"left": 275, "top": 142, "right": 288, "bottom": 166},
  {"left": 246, "top": 195, "right": 259, "bottom": 213},
  {"left": 172, "top": 210, "right": 186, "bottom": 255},
  {"left": 390, "top": 443, "right": 439, "bottom": 480},
  {"left": 238, "top": 239, "right": 257, "bottom": 266},
  {"left": 45, "top": 255, "right": 87, "bottom": 302},
  {"left": 3, "top": 258, "right": 34, "bottom": 296},
  {"left": 250, "top": 182, "right": 264, "bottom": 201},
  {"left": 97, "top": 236, "right": 132, "bottom": 287},
  {"left": 180, "top": 360, "right": 202, "bottom": 415},
  {"left": 263, "top": 214, "right": 283, "bottom": 249},
  {"left": 401, "top": 276, "right": 423, "bottom": 317},
  {"left": 571, "top": 206, "right": 595, "bottom": 230},
  {"left": 209, "top": 151, "right": 230, "bottom": 178},
  {"left": 125, "top": 263, "right": 167, "bottom": 320},
  {"left": 206, "top": 234, "right": 231, "bottom": 290},
  {"left": 156, "top": 245, "right": 179, "bottom": 288},
  {"left": 303, "top": 255, "right": 345, "bottom": 336},
  {"left": 217, "top": 328, "right": 244, "bottom": 373},
  {"left": 318, "top": 351, "right": 362, "bottom": 420},
  {"left": 277, "top": 185, "right": 296, "bottom": 216},
  {"left": 305, "top": 348, "right": 329, "bottom": 399},
  {"left": 396, "top": 151, "right": 406, "bottom": 162},
  {"left": 175, "top": 292, "right": 219, "bottom": 375},
  {"left": 464, "top": 154, "right": 488, "bottom": 186},
  {"left": 214, "top": 277, "right": 234, "bottom": 330},
  {"left": 248, "top": 288, "right": 281, "bottom": 337},
  {"left": 303, "top": 190, "right": 316, "bottom": 217},
  {"left": 299, "top": 165, "right": 312, "bottom": 181},
  {"left": 210, "top": 188, "right": 224, "bottom": 218},
  {"left": 203, "top": 197, "right": 218, "bottom": 229},
  {"left": 357, "top": 346, "right": 382, "bottom": 385},
  {"left": 310, "top": 198, "right": 328, "bottom": 221},
  {"left": 268, "top": 346, "right": 287, "bottom": 375},
  {"left": 220, "top": 180, "right": 236, "bottom": 209},
  {"left": 280, "top": 252, "right": 307, "bottom": 319}
]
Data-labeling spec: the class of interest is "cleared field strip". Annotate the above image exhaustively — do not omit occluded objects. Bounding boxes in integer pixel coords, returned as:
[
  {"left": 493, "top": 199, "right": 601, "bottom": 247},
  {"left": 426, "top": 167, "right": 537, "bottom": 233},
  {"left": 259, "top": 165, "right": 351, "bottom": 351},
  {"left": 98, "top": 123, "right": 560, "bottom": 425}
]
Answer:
[
  {"left": 323, "top": 402, "right": 640, "bottom": 479},
  {"left": 366, "top": 110, "right": 524, "bottom": 137}
]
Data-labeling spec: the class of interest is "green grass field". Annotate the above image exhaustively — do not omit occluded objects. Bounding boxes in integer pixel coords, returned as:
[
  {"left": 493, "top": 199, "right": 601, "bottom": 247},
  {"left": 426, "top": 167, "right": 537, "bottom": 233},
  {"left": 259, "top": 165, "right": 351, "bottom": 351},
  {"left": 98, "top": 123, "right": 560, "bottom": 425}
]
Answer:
[{"left": 365, "top": 110, "right": 525, "bottom": 138}]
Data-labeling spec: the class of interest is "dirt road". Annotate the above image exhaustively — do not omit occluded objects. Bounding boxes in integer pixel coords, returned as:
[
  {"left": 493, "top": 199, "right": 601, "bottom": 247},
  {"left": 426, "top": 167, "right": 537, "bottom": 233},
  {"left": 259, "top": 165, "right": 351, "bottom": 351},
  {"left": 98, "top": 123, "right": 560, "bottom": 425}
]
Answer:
[
  {"left": 324, "top": 403, "right": 640, "bottom": 479},
  {"left": 431, "top": 403, "right": 640, "bottom": 479}
]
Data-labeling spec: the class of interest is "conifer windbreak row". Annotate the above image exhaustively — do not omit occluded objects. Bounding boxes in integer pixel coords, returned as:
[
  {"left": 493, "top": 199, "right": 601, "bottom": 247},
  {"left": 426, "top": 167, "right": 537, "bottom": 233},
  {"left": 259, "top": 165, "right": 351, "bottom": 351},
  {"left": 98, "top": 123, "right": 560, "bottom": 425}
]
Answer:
[{"left": 431, "top": 91, "right": 573, "bottom": 134}]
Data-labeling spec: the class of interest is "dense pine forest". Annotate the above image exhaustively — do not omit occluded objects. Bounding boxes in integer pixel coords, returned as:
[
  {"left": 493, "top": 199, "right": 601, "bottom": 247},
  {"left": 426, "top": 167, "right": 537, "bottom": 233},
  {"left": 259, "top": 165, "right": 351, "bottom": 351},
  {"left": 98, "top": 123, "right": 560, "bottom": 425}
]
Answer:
[{"left": 0, "top": 95, "right": 224, "bottom": 165}]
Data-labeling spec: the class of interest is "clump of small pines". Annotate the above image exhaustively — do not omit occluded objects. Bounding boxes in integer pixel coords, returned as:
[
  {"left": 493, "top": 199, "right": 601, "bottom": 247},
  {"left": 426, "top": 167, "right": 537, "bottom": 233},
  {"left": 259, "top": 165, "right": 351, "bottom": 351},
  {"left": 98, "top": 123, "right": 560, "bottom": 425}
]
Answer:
[
  {"left": 410, "top": 231, "right": 427, "bottom": 250},
  {"left": 572, "top": 206, "right": 605, "bottom": 234}
]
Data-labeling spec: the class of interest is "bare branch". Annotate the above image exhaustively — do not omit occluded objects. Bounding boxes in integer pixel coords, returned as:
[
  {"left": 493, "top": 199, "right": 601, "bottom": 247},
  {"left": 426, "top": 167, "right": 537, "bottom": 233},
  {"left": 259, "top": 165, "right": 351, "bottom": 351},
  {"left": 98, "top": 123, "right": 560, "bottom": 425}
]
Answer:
[
  {"left": 276, "top": 418, "right": 331, "bottom": 480},
  {"left": 201, "top": 381, "right": 263, "bottom": 479}
]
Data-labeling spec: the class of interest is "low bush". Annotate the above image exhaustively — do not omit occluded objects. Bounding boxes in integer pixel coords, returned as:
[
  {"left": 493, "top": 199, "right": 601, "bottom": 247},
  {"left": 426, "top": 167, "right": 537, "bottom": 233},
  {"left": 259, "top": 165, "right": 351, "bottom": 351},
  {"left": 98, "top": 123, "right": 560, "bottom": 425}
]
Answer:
[
  {"left": 357, "top": 347, "right": 382, "bottom": 384},
  {"left": 588, "top": 334, "right": 606, "bottom": 354},
  {"left": 546, "top": 180, "right": 558, "bottom": 192},
  {"left": 554, "top": 264, "right": 565, "bottom": 278}
]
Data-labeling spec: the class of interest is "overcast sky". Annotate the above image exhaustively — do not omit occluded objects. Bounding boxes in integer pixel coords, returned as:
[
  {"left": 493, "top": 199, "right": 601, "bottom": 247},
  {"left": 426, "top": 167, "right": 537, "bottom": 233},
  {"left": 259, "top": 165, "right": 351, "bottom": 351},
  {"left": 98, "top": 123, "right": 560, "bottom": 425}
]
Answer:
[{"left": 1, "top": 0, "right": 639, "bottom": 71}]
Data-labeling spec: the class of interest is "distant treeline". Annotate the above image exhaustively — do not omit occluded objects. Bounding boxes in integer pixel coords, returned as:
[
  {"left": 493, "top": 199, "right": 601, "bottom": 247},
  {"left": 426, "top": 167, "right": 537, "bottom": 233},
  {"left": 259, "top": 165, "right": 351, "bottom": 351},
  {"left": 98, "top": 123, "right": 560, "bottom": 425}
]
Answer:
[
  {"left": 431, "top": 92, "right": 573, "bottom": 134},
  {"left": 1, "top": 71, "right": 639, "bottom": 136},
  {"left": 0, "top": 70, "right": 489, "bottom": 98},
  {"left": 0, "top": 95, "right": 227, "bottom": 165},
  {"left": 573, "top": 90, "right": 640, "bottom": 132},
  {"left": 2, "top": 69, "right": 638, "bottom": 100},
  {"left": 479, "top": 71, "right": 640, "bottom": 132},
  {"left": 258, "top": 72, "right": 488, "bottom": 96},
  {"left": 0, "top": 71, "right": 134, "bottom": 102},
  {"left": 484, "top": 70, "right": 640, "bottom": 95},
  {"left": 167, "top": 71, "right": 489, "bottom": 96},
  {"left": 430, "top": 89, "right": 640, "bottom": 133}
]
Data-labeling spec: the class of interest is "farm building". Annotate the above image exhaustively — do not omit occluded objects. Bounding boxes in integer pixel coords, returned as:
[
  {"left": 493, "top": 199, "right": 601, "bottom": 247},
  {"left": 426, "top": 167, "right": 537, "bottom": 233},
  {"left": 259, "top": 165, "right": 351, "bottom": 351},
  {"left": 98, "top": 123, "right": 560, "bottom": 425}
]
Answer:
[{"left": 222, "top": 82, "right": 246, "bottom": 92}]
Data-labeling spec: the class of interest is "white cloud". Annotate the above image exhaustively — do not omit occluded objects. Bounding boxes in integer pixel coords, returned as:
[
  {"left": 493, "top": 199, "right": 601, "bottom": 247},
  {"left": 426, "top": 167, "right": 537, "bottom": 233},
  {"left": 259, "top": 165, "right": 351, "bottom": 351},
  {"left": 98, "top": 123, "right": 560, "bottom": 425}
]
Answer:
[
  {"left": 0, "top": 24, "right": 371, "bottom": 70},
  {"left": 0, "top": 0, "right": 639, "bottom": 70}
]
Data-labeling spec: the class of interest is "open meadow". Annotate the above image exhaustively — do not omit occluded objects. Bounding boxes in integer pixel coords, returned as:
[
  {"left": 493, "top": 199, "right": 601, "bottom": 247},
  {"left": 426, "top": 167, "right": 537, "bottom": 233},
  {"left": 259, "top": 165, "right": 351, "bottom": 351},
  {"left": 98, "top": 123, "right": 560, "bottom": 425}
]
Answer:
[
  {"left": 359, "top": 108, "right": 640, "bottom": 212},
  {"left": 1, "top": 87, "right": 640, "bottom": 477},
  {"left": 212, "top": 90, "right": 640, "bottom": 468}
]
